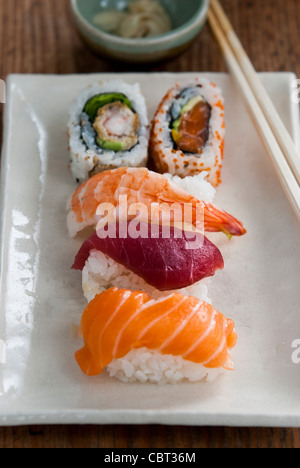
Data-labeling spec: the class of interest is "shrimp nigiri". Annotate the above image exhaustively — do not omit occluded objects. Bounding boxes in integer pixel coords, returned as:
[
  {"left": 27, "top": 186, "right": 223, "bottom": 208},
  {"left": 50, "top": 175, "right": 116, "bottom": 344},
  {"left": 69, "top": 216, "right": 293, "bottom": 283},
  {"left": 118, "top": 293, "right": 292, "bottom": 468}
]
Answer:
[
  {"left": 75, "top": 287, "right": 237, "bottom": 383},
  {"left": 67, "top": 167, "right": 246, "bottom": 238}
]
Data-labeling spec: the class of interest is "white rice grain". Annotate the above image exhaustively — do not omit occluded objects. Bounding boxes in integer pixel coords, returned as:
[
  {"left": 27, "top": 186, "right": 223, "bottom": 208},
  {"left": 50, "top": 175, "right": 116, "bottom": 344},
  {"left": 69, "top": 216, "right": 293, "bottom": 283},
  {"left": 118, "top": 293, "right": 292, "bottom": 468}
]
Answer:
[{"left": 106, "top": 348, "right": 224, "bottom": 384}]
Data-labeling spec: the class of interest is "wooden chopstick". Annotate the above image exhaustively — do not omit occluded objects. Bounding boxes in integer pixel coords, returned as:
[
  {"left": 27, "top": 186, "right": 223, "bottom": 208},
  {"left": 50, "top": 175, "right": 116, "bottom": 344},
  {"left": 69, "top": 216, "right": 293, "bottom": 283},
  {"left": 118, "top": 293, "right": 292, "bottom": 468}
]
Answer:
[
  {"left": 210, "top": 0, "right": 300, "bottom": 186},
  {"left": 207, "top": 4, "right": 300, "bottom": 220}
]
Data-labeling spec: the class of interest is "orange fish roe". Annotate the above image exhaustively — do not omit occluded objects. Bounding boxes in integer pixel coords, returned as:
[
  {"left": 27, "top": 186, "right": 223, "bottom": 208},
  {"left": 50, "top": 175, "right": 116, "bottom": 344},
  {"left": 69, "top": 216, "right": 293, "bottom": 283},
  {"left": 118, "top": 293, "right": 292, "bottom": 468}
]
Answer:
[
  {"left": 215, "top": 100, "right": 224, "bottom": 110},
  {"left": 216, "top": 169, "right": 222, "bottom": 186},
  {"left": 220, "top": 141, "right": 225, "bottom": 158}
]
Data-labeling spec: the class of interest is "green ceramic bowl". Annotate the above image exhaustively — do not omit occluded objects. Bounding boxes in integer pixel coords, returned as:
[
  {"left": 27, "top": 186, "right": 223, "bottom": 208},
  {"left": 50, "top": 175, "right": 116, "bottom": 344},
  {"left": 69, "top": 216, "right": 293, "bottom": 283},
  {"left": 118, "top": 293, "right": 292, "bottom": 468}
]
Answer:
[{"left": 70, "top": 0, "right": 209, "bottom": 64}]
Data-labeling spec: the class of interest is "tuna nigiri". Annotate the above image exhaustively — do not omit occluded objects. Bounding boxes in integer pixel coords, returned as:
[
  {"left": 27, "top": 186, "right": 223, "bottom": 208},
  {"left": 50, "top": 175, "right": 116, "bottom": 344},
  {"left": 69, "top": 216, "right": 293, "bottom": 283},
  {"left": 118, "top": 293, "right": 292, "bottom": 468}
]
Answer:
[
  {"left": 72, "top": 220, "right": 224, "bottom": 291},
  {"left": 67, "top": 167, "right": 246, "bottom": 238},
  {"left": 75, "top": 287, "right": 237, "bottom": 383}
]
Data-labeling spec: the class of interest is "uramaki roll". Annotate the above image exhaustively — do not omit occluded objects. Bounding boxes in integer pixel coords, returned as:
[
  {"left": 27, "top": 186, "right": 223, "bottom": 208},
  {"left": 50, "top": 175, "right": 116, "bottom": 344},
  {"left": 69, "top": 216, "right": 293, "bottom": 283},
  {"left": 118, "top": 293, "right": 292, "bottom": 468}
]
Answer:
[
  {"left": 149, "top": 78, "right": 225, "bottom": 187},
  {"left": 68, "top": 80, "right": 149, "bottom": 184}
]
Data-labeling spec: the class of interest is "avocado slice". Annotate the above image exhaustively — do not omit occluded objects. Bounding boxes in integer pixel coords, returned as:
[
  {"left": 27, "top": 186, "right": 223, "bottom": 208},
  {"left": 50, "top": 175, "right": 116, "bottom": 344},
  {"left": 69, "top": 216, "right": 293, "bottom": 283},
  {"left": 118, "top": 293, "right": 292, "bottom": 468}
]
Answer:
[
  {"left": 84, "top": 93, "right": 133, "bottom": 122},
  {"left": 171, "top": 129, "right": 181, "bottom": 146},
  {"left": 96, "top": 138, "right": 125, "bottom": 152}
]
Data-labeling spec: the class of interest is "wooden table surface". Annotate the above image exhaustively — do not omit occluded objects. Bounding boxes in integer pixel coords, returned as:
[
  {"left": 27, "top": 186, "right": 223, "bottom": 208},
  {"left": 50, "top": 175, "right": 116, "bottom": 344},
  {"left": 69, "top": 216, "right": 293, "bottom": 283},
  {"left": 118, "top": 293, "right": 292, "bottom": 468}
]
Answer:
[{"left": 0, "top": 0, "right": 299, "bottom": 449}]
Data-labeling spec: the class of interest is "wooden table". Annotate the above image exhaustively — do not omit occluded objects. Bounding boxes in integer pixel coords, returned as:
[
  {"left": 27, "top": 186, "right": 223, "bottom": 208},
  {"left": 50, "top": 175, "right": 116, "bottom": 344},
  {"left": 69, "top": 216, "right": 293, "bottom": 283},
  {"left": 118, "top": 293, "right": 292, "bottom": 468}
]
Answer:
[{"left": 0, "top": 0, "right": 299, "bottom": 449}]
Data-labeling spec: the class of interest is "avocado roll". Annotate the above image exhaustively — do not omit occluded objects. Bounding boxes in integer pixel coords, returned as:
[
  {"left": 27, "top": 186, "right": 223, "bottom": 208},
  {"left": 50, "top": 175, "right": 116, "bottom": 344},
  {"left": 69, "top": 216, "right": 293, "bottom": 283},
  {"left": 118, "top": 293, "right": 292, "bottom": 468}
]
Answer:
[
  {"left": 149, "top": 79, "right": 225, "bottom": 187},
  {"left": 68, "top": 81, "right": 149, "bottom": 183}
]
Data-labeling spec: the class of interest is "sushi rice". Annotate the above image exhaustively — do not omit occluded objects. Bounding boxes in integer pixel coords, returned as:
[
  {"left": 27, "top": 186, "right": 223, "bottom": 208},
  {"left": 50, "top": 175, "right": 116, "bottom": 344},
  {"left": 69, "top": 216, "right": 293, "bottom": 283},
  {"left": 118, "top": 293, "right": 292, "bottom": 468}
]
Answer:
[
  {"left": 106, "top": 348, "right": 225, "bottom": 384},
  {"left": 68, "top": 80, "right": 149, "bottom": 183},
  {"left": 82, "top": 249, "right": 211, "bottom": 304}
]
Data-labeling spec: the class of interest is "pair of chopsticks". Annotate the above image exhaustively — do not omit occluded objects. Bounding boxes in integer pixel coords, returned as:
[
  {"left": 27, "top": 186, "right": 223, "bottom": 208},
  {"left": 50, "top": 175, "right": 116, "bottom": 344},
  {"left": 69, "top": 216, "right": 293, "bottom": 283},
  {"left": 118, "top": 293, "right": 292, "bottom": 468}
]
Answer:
[{"left": 208, "top": 0, "right": 300, "bottom": 220}]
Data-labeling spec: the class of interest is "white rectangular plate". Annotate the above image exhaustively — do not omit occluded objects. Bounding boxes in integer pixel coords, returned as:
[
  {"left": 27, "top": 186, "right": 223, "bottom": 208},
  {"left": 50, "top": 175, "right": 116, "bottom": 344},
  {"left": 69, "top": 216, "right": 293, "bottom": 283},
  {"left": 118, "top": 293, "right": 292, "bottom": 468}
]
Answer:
[{"left": 1, "top": 72, "right": 300, "bottom": 427}]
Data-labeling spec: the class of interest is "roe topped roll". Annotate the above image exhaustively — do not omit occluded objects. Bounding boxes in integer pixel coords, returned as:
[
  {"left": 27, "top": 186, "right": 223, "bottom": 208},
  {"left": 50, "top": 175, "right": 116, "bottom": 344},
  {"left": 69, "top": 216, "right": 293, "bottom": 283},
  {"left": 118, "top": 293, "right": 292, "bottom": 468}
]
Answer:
[
  {"left": 68, "top": 80, "right": 149, "bottom": 183},
  {"left": 149, "top": 78, "right": 225, "bottom": 187}
]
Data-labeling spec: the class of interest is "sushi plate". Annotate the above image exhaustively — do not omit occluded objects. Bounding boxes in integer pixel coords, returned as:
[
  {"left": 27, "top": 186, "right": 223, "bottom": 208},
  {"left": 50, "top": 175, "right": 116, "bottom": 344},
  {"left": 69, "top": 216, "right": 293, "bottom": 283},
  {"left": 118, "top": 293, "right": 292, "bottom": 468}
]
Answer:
[{"left": 0, "top": 72, "right": 300, "bottom": 427}]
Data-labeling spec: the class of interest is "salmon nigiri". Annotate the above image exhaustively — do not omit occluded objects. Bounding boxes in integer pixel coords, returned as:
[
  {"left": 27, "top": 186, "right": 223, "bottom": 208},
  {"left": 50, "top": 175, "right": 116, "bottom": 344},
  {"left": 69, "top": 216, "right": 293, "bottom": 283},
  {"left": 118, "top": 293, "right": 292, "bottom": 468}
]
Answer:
[
  {"left": 67, "top": 167, "right": 246, "bottom": 238},
  {"left": 75, "top": 287, "right": 237, "bottom": 383}
]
